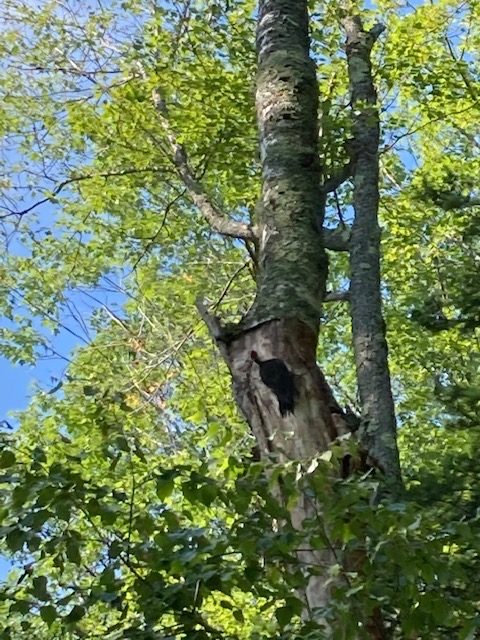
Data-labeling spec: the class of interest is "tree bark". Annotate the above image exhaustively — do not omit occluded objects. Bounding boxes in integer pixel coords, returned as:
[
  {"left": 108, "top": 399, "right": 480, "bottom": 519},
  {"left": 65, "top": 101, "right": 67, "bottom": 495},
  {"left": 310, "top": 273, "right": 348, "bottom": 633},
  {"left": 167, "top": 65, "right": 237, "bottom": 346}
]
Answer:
[
  {"left": 199, "top": 0, "right": 347, "bottom": 614},
  {"left": 248, "top": 0, "right": 328, "bottom": 329},
  {"left": 344, "top": 17, "right": 402, "bottom": 492},
  {"left": 198, "top": 1, "right": 400, "bottom": 628}
]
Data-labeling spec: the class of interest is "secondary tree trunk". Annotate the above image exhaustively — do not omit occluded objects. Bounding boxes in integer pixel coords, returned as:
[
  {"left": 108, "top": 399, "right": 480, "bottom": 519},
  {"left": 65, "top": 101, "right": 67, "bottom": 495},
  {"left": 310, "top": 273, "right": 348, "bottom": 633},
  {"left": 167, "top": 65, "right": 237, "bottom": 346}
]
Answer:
[{"left": 344, "top": 17, "right": 402, "bottom": 491}]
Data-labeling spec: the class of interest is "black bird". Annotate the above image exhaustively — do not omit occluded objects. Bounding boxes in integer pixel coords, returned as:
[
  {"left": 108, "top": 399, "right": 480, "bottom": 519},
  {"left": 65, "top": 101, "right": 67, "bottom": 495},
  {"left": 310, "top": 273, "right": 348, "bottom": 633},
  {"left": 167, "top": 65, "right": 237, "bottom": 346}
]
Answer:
[{"left": 250, "top": 351, "right": 296, "bottom": 416}]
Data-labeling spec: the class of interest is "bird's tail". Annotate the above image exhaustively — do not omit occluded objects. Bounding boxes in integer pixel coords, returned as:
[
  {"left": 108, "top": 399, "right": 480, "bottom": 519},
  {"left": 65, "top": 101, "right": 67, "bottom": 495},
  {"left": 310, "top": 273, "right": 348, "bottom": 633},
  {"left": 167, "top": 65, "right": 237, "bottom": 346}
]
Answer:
[{"left": 279, "top": 399, "right": 295, "bottom": 417}]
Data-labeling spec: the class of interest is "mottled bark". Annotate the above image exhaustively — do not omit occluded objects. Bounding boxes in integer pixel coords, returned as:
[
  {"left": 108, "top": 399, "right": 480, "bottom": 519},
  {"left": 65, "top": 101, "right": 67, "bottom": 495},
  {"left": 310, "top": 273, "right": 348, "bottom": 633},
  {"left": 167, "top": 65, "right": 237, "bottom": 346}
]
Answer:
[
  {"left": 248, "top": 0, "right": 328, "bottom": 329},
  {"left": 344, "top": 17, "right": 402, "bottom": 491},
  {"left": 198, "top": 2, "right": 399, "bottom": 629},
  {"left": 198, "top": 0, "right": 348, "bottom": 615},
  {"left": 323, "top": 225, "right": 351, "bottom": 252}
]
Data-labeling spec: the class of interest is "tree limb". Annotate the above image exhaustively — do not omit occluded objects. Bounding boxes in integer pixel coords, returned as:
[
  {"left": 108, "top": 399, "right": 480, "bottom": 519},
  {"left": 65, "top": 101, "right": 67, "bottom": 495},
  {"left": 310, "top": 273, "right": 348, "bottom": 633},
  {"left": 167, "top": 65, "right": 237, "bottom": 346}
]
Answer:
[
  {"left": 0, "top": 168, "right": 162, "bottom": 219},
  {"left": 322, "top": 225, "right": 351, "bottom": 251},
  {"left": 150, "top": 89, "right": 257, "bottom": 241},
  {"left": 324, "top": 290, "right": 350, "bottom": 302},
  {"left": 321, "top": 161, "right": 353, "bottom": 194}
]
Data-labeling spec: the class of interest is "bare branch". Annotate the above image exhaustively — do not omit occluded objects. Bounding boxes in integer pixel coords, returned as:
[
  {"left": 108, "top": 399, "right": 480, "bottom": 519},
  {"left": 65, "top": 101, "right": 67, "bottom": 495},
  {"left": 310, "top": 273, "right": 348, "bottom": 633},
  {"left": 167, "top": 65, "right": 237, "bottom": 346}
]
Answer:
[
  {"left": 150, "top": 89, "right": 256, "bottom": 241},
  {"left": 131, "top": 190, "right": 186, "bottom": 270},
  {"left": 0, "top": 167, "right": 163, "bottom": 219},
  {"left": 211, "top": 262, "right": 250, "bottom": 310},
  {"left": 322, "top": 225, "right": 351, "bottom": 252},
  {"left": 324, "top": 290, "right": 350, "bottom": 303},
  {"left": 445, "top": 36, "right": 478, "bottom": 101},
  {"left": 321, "top": 161, "right": 353, "bottom": 194},
  {"left": 195, "top": 298, "right": 231, "bottom": 362},
  {"left": 195, "top": 298, "right": 224, "bottom": 340},
  {"left": 381, "top": 103, "right": 479, "bottom": 154}
]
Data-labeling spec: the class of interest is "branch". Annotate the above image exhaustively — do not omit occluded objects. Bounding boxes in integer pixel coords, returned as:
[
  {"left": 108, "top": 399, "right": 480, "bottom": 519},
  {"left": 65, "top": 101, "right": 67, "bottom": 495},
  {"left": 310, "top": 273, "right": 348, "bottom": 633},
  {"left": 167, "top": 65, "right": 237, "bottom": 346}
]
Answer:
[
  {"left": 131, "top": 190, "right": 186, "bottom": 270},
  {"left": 150, "top": 89, "right": 256, "bottom": 241},
  {"left": 321, "top": 161, "right": 353, "bottom": 194},
  {"left": 195, "top": 298, "right": 224, "bottom": 340},
  {"left": 324, "top": 290, "right": 350, "bottom": 303},
  {"left": 381, "top": 102, "right": 479, "bottom": 154},
  {"left": 0, "top": 167, "right": 162, "bottom": 219},
  {"left": 343, "top": 16, "right": 385, "bottom": 51},
  {"left": 445, "top": 36, "right": 478, "bottom": 101},
  {"left": 211, "top": 262, "right": 250, "bottom": 310},
  {"left": 322, "top": 225, "right": 351, "bottom": 251}
]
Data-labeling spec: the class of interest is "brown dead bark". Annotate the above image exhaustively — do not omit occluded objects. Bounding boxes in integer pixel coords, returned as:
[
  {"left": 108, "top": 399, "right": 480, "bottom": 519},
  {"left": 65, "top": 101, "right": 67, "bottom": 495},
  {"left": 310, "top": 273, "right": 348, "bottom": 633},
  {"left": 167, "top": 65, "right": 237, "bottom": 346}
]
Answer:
[
  {"left": 229, "top": 320, "right": 337, "bottom": 459},
  {"left": 196, "top": 308, "right": 361, "bottom": 618}
]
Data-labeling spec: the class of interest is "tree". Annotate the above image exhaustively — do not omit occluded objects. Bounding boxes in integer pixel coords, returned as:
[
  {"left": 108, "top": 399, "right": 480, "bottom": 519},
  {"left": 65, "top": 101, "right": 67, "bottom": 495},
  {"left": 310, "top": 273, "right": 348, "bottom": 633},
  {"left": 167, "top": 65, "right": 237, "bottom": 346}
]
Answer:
[{"left": 0, "top": 0, "right": 479, "bottom": 638}]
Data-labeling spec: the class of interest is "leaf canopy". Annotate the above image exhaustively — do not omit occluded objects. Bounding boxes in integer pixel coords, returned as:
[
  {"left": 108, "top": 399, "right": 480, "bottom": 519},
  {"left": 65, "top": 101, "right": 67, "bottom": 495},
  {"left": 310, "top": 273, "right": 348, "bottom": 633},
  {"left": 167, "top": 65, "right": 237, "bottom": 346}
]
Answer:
[{"left": 0, "top": 0, "right": 479, "bottom": 638}]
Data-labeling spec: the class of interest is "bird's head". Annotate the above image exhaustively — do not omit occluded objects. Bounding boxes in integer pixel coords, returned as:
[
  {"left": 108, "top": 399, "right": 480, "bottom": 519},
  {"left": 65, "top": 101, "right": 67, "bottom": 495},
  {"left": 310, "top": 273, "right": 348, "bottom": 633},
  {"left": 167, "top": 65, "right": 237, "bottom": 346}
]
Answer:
[{"left": 250, "top": 350, "right": 260, "bottom": 363}]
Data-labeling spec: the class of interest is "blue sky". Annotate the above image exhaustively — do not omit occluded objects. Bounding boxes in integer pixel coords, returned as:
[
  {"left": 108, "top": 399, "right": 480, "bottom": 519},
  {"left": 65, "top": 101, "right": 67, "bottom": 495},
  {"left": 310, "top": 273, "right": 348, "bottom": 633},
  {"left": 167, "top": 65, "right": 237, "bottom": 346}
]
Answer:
[
  {"left": 0, "top": 279, "right": 127, "bottom": 580},
  {"left": 1, "top": 358, "right": 40, "bottom": 416},
  {"left": 0, "top": 309, "right": 76, "bottom": 579},
  {"left": 0, "top": 276, "right": 127, "bottom": 419}
]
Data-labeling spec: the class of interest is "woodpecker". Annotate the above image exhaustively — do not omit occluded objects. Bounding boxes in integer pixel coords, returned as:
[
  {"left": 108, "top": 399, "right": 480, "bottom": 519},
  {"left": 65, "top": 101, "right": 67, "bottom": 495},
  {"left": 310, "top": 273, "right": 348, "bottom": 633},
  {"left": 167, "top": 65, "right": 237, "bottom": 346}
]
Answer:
[{"left": 250, "top": 351, "right": 296, "bottom": 416}]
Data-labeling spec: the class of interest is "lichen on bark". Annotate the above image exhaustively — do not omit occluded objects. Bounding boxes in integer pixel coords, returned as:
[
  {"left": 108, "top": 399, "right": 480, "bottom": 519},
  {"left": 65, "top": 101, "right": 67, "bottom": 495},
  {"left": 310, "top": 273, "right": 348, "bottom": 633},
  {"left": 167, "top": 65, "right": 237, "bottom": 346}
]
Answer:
[
  {"left": 344, "top": 16, "right": 402, "bottom": 490},
  {"left": 248, "top": 0, "right": 328, "bottom": 329}
]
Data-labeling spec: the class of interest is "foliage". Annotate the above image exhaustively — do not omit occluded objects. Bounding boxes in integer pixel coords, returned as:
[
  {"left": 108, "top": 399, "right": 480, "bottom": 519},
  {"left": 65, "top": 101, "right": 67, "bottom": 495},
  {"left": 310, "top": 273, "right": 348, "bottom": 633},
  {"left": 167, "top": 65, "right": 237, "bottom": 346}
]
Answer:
[{"left": 0, "top": 0, "right": 479, "bottom": 638}]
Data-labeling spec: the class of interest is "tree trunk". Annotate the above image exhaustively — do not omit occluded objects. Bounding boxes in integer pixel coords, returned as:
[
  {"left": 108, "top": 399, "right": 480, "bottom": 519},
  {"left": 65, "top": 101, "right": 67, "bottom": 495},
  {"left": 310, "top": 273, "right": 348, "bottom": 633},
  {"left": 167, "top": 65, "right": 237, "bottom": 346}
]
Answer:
[
  {"left": 198, "top": 0, "right": 400, "bottom": 626},
  {"left": 249, "top": 0, "right": 328, "bottom": 328},
  {"left": 198, "top": 0, "right": 348, "bottom": 615},
  {"left": 344, "top": 17, "right": 402, "bottom": 492}
]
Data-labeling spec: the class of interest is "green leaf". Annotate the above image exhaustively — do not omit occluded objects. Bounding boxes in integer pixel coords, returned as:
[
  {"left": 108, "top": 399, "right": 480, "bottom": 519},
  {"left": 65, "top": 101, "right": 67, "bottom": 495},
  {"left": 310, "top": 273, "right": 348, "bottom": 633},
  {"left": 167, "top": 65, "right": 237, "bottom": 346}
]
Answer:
[
  {"left": 275, "top": 605, "right": 294, "bottom": 627},
  {"left": 459, "top": 620, "right": 479, "bottom": 640},
  {"left": 5, "top": 529, "right": 26, "bottom": 552},
  {"left": 0, "top": 450, "right": 16, "bottom": 468},
  {"left": 9, "top": 600, "right": 30, "bottom": 615},
  {"left": 66, "top": 540, "right": 82, "bottom": 565},
  {"left": 31, "top": 576, "right": 49, "bottom": 601},
  {"left": 232, "top": 609, "right": 245, "bottom": 623},
  {"left": 40, "top": 605, "right": 57, "bottom": 626},
  {"left": 156, "top": 477, "right": 174, "bottom": 501},
  {"left": 64, "top": 605, "right": 86, "bottom": 623}
]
